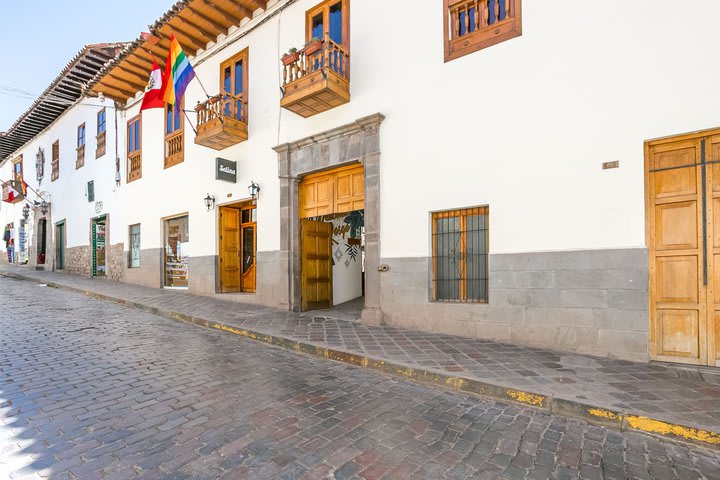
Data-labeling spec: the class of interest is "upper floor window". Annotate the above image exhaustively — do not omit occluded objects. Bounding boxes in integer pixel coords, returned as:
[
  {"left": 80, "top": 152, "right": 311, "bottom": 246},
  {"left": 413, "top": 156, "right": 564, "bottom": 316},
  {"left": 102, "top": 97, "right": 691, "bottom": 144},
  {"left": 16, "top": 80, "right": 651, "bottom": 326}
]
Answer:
[
  {"left": 431, "top": 206, "right": 489, "bottom": 303},
  {"left": 127, "top": 115, "right": 142, "bottom": 182},
  {"left": 220, "top": 48, "right": 248, "bottom": 123},
  {"left": 443, "top": 0, "right": 521, "bottom": 62},
  {"left": 164, "top": 102, "right": 184, "bottom": 168},
  {"left": 307, "top": 0, "right": 348, "bottom": 47},
  {"left": 76, "top": 123, "right": 86, "bottom": 169},
  {"left": 12, "top": 155, "right": 23, "bottom": 182},
  {"left": 96, "top": 108, "right": 107, "bottom": 158},
  {"left": 51, "top": 141, "right": 60, "bottom": 182}
]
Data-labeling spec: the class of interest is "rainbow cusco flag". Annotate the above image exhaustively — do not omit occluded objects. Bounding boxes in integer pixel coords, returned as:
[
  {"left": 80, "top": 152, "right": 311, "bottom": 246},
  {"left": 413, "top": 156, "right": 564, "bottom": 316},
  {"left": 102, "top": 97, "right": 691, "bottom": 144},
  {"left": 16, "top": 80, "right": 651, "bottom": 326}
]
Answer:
[{"left": 163, "top": 34, "right": 196, "bottom": 108}]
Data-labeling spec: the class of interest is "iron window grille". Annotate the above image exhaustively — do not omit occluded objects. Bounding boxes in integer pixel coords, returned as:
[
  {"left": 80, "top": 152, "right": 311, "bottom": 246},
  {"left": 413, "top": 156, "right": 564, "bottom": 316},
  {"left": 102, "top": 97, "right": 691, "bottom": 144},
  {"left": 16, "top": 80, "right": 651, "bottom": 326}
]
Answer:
[{"left": 431, "top": 206, "right": 489, "bottom": 303}]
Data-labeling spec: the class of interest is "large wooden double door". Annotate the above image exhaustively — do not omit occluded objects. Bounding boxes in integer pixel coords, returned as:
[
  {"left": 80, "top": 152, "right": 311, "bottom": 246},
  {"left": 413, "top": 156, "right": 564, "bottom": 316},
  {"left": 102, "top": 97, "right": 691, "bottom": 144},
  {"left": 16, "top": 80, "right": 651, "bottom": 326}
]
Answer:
[
  {"left": 219, "top": 204, "right": 256, "bottom": 293},
  {"left": 646, "top": 130, "right": 720, "bottom": 366}
]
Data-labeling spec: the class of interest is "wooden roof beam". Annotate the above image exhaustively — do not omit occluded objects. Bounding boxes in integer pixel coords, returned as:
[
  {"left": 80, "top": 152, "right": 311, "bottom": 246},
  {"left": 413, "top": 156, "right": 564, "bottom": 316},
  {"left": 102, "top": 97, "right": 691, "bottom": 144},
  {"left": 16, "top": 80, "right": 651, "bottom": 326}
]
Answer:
[
  {"left": 114, "top": 62, "right": 148, "bottom": 79},
  {"left": 94, "top": 85, "right": 130, "bottom": 103},
  {"left": 125, "top": 55, "right": 155, "bottom": 72},
  {"left": 203, "top": 0, "right": 246, "bottom": 26},
  {"left": 186, "top": 4, "right": 231, "bottom": 35},
  {"left": 160, "top": 23, "right": 206, "bottom": 52},
  {"left": 242, "top": 0, "right": 266, "bottom": 12},
  {"left": 173, "top": 15, "right": 217, "bottom": 44},
  {"left": 106, "top": 72, "right": 147, "bottom": 92}
]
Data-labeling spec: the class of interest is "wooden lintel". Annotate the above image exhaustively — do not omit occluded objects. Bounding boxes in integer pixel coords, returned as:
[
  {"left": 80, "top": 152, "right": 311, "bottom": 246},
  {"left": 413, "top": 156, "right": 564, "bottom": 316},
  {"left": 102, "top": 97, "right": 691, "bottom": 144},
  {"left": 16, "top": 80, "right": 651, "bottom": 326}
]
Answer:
[{"left": 186, "top": 4, "right": 231, "bottom": 35}]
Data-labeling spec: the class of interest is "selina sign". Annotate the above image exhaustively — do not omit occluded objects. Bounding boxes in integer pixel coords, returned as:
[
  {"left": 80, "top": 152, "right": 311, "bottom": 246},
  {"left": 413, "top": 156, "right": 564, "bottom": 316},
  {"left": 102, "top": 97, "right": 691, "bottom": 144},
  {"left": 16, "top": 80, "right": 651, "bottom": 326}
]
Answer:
[{"left": 216, "top": 157, "right": 237, "bottom": 183}]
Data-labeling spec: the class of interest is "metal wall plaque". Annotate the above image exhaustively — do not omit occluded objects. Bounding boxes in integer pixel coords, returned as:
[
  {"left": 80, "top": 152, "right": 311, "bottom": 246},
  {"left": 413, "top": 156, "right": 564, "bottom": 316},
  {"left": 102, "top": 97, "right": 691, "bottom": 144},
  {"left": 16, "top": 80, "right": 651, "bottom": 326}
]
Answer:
[{"left": 216, "top": 157, "right": 237, "bottom": 183}]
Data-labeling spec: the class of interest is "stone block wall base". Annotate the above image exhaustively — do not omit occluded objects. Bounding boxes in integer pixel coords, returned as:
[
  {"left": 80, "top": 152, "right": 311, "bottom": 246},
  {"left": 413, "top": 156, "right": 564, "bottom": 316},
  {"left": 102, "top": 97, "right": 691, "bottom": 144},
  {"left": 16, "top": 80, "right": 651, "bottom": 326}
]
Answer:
[{"left": 361, "top": 307, "right": 384, "bottom": 326}]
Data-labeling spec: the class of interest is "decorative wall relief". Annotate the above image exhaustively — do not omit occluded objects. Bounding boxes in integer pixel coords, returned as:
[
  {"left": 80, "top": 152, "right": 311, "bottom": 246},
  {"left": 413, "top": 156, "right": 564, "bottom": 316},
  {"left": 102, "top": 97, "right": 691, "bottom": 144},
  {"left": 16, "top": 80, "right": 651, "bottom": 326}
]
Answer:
[{"left": 35, "top": 147, "right": 45, "bottom": 185}]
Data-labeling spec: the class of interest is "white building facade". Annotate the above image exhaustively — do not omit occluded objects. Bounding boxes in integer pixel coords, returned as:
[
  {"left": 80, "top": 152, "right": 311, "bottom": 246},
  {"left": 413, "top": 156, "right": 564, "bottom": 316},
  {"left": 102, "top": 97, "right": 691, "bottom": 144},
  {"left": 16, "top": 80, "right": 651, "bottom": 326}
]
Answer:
[{"left": 4, "top": 0, "right": 718, "bottom": 366}]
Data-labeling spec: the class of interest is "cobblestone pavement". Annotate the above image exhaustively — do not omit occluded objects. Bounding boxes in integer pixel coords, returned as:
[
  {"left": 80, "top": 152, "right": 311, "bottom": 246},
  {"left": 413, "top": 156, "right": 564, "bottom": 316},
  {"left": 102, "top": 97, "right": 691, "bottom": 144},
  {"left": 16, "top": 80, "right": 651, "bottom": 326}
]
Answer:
[
  {"left": 2, "top": 276, "right": 720, "bottom": 480},
  {"left": 1, "top": 264, "right": 720, "bottom": 436}
]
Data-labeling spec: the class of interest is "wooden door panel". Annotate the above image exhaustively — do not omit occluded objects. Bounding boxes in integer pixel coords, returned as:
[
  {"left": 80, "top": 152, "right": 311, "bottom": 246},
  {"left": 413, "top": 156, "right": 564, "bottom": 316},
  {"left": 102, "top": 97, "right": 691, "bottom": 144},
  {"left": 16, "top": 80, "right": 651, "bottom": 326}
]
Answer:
[
  {"left": 219, "top": 207, "right": 241, "bottom": 292},
  {"left": 655, "top": 202, "right": 698, "bottom": 250},
  {"left": 300, "top": 165, "right": 365, "bottom": 218},
  {"left": 648, "top": 138, "right": 706, "bottom": 365},
  {"left": 301, "top": 219, "right": 333, "bottom": 311},
  {"left": 655, "top": 256, "right": 699, "bottom": 303},
  {"left": 709, "top": 135, "right": 720, "bottom": 365},
  {"left": 656, "top": 310, "right": 700, "bottom": 359}
]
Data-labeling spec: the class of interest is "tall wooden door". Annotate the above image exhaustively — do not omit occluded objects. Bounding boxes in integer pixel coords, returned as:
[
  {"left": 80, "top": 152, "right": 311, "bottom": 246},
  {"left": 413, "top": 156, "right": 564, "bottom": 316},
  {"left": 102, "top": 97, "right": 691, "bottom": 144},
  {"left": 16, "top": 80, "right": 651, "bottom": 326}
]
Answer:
[
  {"left": 647, "top": 129, "right": 720, "bottom": 366},
  {"left": 240, "top": 206, "right": 256, "bottom": 293},
  {"left": 219, "top": 207, "right": 241, "bottom": 292},
  {"left": 301, "top": 219, "right": 333, "bottom": 311}
]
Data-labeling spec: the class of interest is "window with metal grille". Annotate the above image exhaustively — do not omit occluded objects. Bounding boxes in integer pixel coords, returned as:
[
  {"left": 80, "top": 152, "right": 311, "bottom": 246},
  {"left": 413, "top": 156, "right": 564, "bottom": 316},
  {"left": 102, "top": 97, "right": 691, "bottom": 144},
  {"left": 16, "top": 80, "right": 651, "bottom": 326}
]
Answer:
[
  {"left": 87, "top": 180, "right": 95, "bottom": 203},
  {"left": 431, "top": 206, "right": 489, "bottom": 302},
  {"left": 443, "top": 0, "right": 522, "bottom": 62},
  {"left": 128, "top": 224, "right": 141, "bottom": 268}
]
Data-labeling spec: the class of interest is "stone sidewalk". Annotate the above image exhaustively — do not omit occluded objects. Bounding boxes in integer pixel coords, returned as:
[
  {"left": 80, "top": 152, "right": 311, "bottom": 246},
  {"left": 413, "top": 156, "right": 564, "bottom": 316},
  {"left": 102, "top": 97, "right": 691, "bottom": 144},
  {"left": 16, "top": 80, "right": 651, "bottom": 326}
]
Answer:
[{"left": 2, "top": 264, "right": 720, "bottom": 448}]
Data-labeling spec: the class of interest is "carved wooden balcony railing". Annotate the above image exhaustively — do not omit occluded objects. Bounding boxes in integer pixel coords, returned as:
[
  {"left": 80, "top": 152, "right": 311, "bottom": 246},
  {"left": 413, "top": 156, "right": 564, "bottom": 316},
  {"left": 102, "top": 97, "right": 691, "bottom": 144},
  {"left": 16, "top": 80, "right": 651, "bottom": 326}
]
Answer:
[
  {"left": 280, "top": 33, "right": 350, "bottom": 118},
  {"left": 165, "top": 131, "right": 184, "bottom": 168},
  {"left": 96, "top": 131, "right": 106, "bottom": 158},
  {"left": 194, "top": 93, "right": 248, "bottom": 150},
  {"left": 446, "top": 0, "right": 521, "bottom": 59},
  {"left": 128, "top": 151, "right": 142, "bottom": 182},
  {"left": 76, "top": 145, "right": 85, "bottom": 169}
]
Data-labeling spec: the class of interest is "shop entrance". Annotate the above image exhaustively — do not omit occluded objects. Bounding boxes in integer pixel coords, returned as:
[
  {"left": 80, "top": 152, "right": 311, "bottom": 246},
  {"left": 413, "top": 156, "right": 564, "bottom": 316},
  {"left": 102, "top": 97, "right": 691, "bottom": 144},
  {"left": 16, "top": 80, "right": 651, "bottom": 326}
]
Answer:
[
  {"left": 646, "top": 128, "right": 720, "bottom": 367},
  {"left": 299, "top": 164, "right": 365, "bottom": 313},
  {"left": 164, "top": 215, "right": 189, "bottom": 288},
  {"left": 55, "top": 221, "right": 65, "bottom": 270},
  {"left": 218, "top": 202, "right": 256, "bottom": 293},
  {"left": 37, "top": 219, "right": 47, "bottom": 265},
  {"left": 91, "top": 216, "right": 106, "bottom": 276}
]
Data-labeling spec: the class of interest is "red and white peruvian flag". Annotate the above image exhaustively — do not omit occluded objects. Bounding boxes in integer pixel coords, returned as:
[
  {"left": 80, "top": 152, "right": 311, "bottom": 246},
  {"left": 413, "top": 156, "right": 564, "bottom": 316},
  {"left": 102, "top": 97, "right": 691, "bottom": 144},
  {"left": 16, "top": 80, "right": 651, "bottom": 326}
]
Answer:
[
  {"left": 140, "top": 54, "right": 164, "bottom": 111},
  {"left": 2, "top": 181, "right": 21, "bottom": 203}
]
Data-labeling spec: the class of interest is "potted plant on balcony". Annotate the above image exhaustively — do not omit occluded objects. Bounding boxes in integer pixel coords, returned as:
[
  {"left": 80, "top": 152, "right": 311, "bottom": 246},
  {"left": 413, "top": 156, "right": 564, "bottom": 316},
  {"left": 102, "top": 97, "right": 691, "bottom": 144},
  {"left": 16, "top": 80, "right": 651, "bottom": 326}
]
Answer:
[
  {"left": 302, "top": 37, "right": 323, "bottom": 56},
  {"left": 282, "top": 47, "right": 300, "bottom": 66}
]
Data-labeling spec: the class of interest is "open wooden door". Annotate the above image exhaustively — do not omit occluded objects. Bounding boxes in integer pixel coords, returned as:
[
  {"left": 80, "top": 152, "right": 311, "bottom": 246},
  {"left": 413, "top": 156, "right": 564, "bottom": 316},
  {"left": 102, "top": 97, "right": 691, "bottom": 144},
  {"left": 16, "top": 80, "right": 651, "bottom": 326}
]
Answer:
[
  {"left": 647, "top": 129, "right": 720, "bottom": 366},
  {"left": 708, "top": 134, "right": 720, "bottom": 367},
  {"left": 241, "top": 209, "right": 256, "bottom": 293},
  {"left": 301, "top": 219, "right": 333, "bottom": 311},
  {"left": 219, "top": 207, "right": 241, "bottom": 293}
]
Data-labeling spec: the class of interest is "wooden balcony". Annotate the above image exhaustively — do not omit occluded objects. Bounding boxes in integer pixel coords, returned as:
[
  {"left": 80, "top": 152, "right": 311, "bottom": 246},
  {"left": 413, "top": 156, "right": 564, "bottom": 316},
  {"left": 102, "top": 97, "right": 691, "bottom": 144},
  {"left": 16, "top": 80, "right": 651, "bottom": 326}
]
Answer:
[
  {"left": 194, "top": 94, "right": 248, "bottom": 150},
  {"left": 128, "top": 151, "right": 142, "bottom": 182},
  {"left": 2, "top": 180, "right": 25, "bottom": 204},
  {"left": 165, "top": 131, "right": 184, "bottom": 168},
  {"left": 281, "top": 35, "right": 350, "bottom": 118}
]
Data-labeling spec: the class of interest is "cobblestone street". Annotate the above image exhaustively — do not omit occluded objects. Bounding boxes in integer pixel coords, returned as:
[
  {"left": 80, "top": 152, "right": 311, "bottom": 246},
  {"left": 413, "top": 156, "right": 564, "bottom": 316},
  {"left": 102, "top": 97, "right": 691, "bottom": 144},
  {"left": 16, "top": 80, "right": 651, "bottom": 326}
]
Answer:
[{"left": 1, "top": 276, "right": 719, "bottom": 480}]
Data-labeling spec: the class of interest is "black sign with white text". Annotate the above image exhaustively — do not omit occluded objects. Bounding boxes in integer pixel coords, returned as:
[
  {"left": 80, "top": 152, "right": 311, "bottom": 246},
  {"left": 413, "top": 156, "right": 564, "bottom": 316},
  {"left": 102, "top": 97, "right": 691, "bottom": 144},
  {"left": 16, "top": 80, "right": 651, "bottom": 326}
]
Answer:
[{"left": 216, "top": 157, "right": 237, "bottom": 183}]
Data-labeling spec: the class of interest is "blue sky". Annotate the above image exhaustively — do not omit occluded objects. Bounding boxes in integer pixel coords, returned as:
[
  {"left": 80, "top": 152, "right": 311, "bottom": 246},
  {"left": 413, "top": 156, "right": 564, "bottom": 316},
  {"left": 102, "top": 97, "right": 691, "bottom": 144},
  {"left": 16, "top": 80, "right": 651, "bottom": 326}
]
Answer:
[{"left": 0, "top": 1, "right": 171, "bottom": 130}]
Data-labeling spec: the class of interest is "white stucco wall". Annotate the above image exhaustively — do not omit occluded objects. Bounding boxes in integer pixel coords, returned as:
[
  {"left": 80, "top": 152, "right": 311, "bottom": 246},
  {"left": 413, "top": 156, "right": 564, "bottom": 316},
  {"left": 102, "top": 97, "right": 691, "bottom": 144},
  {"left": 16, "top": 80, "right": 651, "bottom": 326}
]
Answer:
[{"left": 0, "top": 97, "right": 122, "bottom": 257}]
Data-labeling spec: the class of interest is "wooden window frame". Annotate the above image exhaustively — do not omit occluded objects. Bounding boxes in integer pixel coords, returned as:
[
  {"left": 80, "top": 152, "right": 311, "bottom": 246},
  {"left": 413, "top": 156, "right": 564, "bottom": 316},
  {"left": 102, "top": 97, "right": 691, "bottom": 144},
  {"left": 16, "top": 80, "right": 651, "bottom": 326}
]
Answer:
[
  {"left": 96, "top": 108, "right": 107, "bottom": 158},
  {"left": 305, "top": 0, "right": 350, "bottom": 54},
  {"left": 11, "top": 155, "right": 23, "bottom": 182},
  {"left": 431, "top": 206, "right": 489, "bottom": 303},
  {"left": 219, "top": 48, "right": 249, "bottom": 123},
  {"left": 76, "top": 123, "right": 86, "bottom": 169},
  {"left": 443, "top": 0, "right": 522, "bottom": 62},
  {"left": 164, "top": 101, "right": 184, "bottom": 169},
  {"left": 127, "top": 115, "right": 142, "bottom": 182},
  {"left": 51, "top": 140, "right": 60, "bottom": 182}
]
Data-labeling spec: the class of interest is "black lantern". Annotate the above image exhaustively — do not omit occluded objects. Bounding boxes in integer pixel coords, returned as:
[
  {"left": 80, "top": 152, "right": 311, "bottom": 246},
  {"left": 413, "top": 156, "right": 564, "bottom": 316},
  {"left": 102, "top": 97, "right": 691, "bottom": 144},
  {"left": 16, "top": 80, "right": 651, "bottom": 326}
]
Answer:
[
  {"left": 22, "top": 203, "right": 30, "bottom": 220},
  {"left": 40, "top": 200, "right": 49, "bottom": 215},
  {"left": 204, "top": 193, "right": 215, "bottom": 211},
  {"left": 248, "top": 181, "right": 260, "bottom": 200}
]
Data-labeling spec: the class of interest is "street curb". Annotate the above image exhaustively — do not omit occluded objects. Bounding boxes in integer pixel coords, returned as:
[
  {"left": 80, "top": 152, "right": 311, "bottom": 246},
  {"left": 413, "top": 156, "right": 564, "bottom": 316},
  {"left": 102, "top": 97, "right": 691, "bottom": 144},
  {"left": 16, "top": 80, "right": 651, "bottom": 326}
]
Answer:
[{"left": 4, "top": 270, "right": 720, "bottom": 449}]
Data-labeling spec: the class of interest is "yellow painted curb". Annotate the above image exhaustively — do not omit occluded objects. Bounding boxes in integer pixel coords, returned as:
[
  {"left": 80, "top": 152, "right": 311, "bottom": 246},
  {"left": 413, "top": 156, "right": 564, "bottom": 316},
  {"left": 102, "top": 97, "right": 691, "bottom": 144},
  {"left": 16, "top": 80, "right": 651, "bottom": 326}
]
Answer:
[{"left": 625, "top": 415, "right": 720, "bottom": 446}]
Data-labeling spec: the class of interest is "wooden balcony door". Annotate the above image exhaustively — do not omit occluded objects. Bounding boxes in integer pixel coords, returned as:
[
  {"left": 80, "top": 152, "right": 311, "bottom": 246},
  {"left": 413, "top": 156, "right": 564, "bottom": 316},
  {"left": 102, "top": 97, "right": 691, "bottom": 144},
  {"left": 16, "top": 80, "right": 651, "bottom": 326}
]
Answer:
[
  {"left": 300, "top": 219, "right": 333, "bottom": 311},
  {"left": 647, "top": 129, "right": 720, "bottom": 367}
]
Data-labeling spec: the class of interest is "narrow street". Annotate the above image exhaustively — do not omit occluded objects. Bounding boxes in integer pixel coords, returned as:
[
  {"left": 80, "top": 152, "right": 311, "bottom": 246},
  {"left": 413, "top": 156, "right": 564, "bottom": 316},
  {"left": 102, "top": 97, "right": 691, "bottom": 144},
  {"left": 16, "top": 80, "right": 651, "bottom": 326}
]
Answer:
[{"left": 1, "top": 276, "right": 719, "bottom": 480}]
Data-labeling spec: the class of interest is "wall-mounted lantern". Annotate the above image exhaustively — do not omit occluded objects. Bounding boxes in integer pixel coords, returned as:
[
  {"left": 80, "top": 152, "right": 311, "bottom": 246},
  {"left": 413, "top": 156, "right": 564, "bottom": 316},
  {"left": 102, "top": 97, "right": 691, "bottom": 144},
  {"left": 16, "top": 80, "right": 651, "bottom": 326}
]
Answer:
[
  {"left": 22, "top": 203, "right": 30, "bottom": 220},
  {"left": 204, "top": 193, "right": 216, "bottom": 212},
  {"left": 40, "top": 200, "right": 49, "bottom": 216},
  {"left": 248, "top": 181, "right": 260, "bottom": 200}
]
